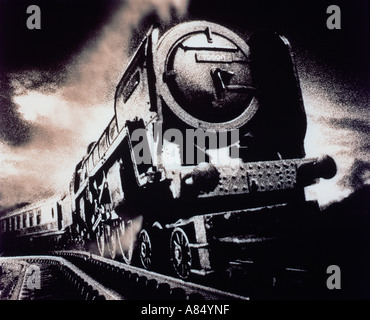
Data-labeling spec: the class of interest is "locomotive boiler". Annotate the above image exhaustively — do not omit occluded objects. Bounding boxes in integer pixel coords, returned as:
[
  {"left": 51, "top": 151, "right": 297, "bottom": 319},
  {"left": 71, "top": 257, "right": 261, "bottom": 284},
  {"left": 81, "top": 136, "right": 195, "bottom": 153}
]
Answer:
[{"left": 69, "top": 21, "right": 336, "bottom": 279}]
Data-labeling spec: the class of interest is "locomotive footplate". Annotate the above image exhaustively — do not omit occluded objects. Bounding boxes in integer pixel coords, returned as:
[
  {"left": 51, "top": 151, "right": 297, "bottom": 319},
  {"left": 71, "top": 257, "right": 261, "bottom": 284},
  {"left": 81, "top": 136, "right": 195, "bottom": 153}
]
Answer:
[{"left": 166, "top": 200, "right": 320, "bottom": 277}]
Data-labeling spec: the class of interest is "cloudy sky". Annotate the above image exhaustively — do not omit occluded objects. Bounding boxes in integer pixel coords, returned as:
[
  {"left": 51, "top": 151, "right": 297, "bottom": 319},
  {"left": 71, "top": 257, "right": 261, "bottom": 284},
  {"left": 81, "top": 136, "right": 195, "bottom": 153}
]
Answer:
[{"left": 0, "top": 0, "right": 368, "bottom": 210}]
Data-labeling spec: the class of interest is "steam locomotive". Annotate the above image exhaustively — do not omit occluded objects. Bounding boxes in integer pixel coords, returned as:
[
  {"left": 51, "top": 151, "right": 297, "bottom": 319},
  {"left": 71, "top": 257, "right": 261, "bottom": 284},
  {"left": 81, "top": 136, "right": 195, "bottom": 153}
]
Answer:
[{"left": 0, "top": 21, "right": 336, "bottom": 279}]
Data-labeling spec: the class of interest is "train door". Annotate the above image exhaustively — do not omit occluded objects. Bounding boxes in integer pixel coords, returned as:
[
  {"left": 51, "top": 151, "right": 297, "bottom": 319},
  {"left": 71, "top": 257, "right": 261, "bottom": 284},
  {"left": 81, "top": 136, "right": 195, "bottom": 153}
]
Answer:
[{"left": 57, "top": 203, "right": 63, "bottom": 230}]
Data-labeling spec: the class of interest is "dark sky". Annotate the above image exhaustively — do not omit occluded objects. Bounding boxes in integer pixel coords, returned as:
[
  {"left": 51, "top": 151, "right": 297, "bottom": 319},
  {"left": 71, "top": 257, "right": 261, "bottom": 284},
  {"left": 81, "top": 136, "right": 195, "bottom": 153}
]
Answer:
[
  {"left": 0, "top": 0, "right": 368, "bottom": 208},
  {"left": 0, "top": 0, "right": 368, "bottom": 78},
  {"left": 0, "top": 0, "right": 121, "bottom": 145},
  {"left": 188, "top": 0, "right": 369, "bottom": 85},
  {"left": 0, "top": 0, "right": 119, "bottom": 70},
  {"left": 0, "top": 0, "right": 368, "bottom": 145}
]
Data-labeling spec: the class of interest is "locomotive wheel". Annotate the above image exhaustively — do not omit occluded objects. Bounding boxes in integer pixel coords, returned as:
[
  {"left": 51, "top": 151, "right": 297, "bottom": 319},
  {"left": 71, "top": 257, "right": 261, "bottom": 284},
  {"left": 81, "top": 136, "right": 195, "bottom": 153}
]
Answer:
[
  {"left": 139, "top": 229, "right": 152, "bottom": 270},
  {"left": 170, "top": 228, "right": 192, "bottom": 279},
  {"left": 96, "top": 224, "right": 105, "bottom": 257},
  {"left": 117, "top": 220, "right": 134, "bottom": 264}
]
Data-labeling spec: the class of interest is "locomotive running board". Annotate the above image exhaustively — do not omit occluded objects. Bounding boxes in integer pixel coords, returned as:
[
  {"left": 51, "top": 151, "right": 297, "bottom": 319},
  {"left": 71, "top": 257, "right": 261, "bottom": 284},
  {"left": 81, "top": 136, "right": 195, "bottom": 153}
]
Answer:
[{"left": 217, "top": 235, "right": 277, "bottom": 244}]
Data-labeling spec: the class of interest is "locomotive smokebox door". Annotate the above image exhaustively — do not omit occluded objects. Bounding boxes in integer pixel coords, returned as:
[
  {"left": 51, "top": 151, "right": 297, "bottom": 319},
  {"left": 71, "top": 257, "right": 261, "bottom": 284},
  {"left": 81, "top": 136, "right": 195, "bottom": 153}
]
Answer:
[{"left": 156, "top": 21, "right": 259, "bottom": 131}]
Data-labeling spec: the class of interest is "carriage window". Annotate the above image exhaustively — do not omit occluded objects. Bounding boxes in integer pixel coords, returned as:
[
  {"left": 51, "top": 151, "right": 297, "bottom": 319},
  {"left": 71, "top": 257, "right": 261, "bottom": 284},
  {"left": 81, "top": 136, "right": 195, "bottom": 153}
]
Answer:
[
  {"left": 84, "top": 162, "right": 88, "bottom": 179},
  {"left": 36, "top": 210, "right": 41, "bottom": 225},
  {"left": 83, "top": 160, "right": 89, "bottom": 175},
  {"left": 93, "top": 146, "right": 100, "bottom": 165},
  {"left": 51, "top": 208, "right": 54, "bottom": 219},
  {"left": 80, "top": 162, "right": 88, "bottom": 181},
  {"left": 17, "top": 215, "right": 21, "bottom": 229},
  {"left": 122, "top": 71, "right": 140, "bottom": 103},
  {"left": 88, "top": 156, "right": 94, "bottom": 173},
  {"left": 23, "top": 214, "right": 27, "bottom": 228},
  {"left": 108, "top": 119, "right": 118, "bottom": 144},
  {"left": 99, "top": 134, "right": 108, "bottom": 157},
  {"left": 29, "top": 212, "right": 34, "bottom": 227}
]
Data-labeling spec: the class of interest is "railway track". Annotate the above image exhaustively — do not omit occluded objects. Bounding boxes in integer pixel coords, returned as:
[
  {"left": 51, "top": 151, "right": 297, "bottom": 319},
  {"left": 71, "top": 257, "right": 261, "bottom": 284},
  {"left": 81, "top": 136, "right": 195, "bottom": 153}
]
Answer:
[
  {"left": 1, "top": 250, "right": 327, "bottom": 300},
  {"left": 1, "top": 252, "right": 249, "bottom": 300},
  {"left": 54, "top": 250, "right": 249, "bottom": 300},
  {"left": 0, "top": 256, "right": 123, "bottom": 300}
]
